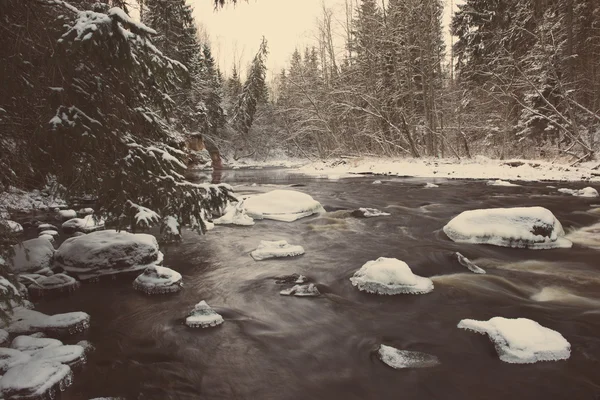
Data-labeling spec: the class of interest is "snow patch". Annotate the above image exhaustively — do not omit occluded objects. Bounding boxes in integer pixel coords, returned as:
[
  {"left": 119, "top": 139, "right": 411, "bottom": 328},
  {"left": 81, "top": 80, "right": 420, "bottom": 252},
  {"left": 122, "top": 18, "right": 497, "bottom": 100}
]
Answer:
[
  {"left": 378, "top": 344, "right": 440, "bottom": 369},
  {"left": 133, "top": 266, "right": 182, "bottom": 295},
  {"left": 487, "top": 180, "right": 520, "bottom": 187},
  {"left": 10, "top": 335, "right": 62, "bottom": 355},
  {"left": 7, "top": 238, "right": 55, "bottom": 275},
  {"left": 185, "top": 301, "right": 223, "bottom": 328},
  {"left": 0, "top": 360, "right": 73, "bottom": 399},
  {"left": 62, "top": 214, "right": 105, "bottom": 233},
  {"left": 250, "top": 240, "right": 305, "bottom": 261},
  {"left": 558, "top": 187, "right": 598, "bottom": 197},
  {"left": 243, "top": 190, "right": 324, "bottom": 222},
  {"left": 28, "top": 274, "right": 80, "bottom": 297},
  {"left": 424, "top": 182, "right": 439, "bottom": 188},
  {"left": 214, "top": 203, "right": 254, "bottom": 226},
  {"left": 4, "top": 307, "right": 90, "bottom": 336},
  {"left": 350, "top": 257, "right": 433, "bottom": 295},
  {"left": 354, "top": 208, "right": 390, "bottom": 218}
]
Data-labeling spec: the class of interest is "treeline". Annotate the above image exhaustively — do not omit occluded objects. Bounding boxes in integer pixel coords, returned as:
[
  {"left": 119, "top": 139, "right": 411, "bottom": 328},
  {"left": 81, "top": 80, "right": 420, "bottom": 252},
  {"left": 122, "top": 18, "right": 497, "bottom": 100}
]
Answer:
[{"left": 267, "top": 0, "right": 600, "bottom": 162}]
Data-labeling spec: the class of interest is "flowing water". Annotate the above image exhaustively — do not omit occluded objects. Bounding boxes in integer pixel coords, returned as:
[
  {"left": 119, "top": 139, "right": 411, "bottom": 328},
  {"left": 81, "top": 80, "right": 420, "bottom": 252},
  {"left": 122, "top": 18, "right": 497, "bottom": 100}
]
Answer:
[{"left": 36, "top": 170, "right": 600, "bottom": 400}]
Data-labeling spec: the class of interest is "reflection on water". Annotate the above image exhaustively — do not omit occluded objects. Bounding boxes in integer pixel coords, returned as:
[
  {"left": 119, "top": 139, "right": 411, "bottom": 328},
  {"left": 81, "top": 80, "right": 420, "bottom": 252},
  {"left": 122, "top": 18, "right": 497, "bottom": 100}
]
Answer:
[{"left": 34, "top": 170, "right": 600, "bottom": 400}]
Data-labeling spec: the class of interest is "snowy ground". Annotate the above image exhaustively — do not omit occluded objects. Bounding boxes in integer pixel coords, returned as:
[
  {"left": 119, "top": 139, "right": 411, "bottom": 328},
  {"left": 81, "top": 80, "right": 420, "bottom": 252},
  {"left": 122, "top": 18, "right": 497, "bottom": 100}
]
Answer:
[{"left": 294, "top": 156, "right": 600, "bottom": 182}]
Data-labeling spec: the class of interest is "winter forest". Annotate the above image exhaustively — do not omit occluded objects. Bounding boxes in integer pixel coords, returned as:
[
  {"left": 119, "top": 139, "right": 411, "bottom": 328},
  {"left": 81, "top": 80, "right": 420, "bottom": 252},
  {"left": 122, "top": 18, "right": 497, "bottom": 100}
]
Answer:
[{"left": 1, "top": 0, "right": 600, "bottom": 399}]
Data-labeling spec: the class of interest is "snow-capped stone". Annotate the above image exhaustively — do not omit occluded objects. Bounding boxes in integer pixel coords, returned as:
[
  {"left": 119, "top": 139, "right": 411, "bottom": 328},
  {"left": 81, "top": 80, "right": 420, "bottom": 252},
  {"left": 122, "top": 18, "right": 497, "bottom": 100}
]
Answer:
[
  {"left": 0, "top": 360, "right": 73, "bottom": 400},
  {"left": 486, "top": 180, "right": 520, "bottom": 187},
  {"left": 0, "top": 276, "right": 20, "bottom": 300},
  {"left": 457, "top": 317, "right": 571, "bottom": 364},
  {"left": 351, "top": 208, "right": 391, "bottom": 218},
  {"left": 280, "top": 283, "right": 320, "bottom": 297},
  {"left": 56, "top": 209, "right": 77, "bottom": 221},
  {"left": 455, "top": 252, "right": 486, "bottom": 274},
  {"left": 37, "top": 223, "right": 58, "bottom": 233},
  {"left": 38, "top": 234, "right": 56, "bottom": 244},
  {"left": 250, "top": 240, "right": 305, "bottom": 261},
  {"left": 54, "top": 230, "right": 163, "bottom": 280},
  {"left": 243, "top": 190, "right": 324, "bottom": 222},
  {"left": 424, "top": 182, "right": 439, "bottom": 188},
  {"left": 558, "top": 187, "right": 598, "bottom": 197},
  {"left": 10, "top": 336, "right": 62, "bottom": 355},
  {"left": 7, "top": 238, "right": 54, "bottom": 275},
  {"left": 62, "top": 214, "right": 105, "bottom": 234},
  {"left": 372, "top": 180, "right": 382, "bottom": 184},
  {"left": 133, "top": 266, "right": 182, "bottom": 295},
  {"left": 275, "top": 274, "right": 307, "bottom": 284},
  {"left": 0, "top": 329, "right": 8, "bottom": 346},
  {"left": 378, "top": 344, "right": 440, "bottom": 369},
  {"left": 77, "top": 207, "right": 94, "bottom": 216},
  {"left": 38, "top": 230, "right": 59, "bottom": 238},
  {"left": 214, "top": 203, "right": 254, "bottom": 226},
  {"left": 4, "top": 307, "right": 90, "bottom": 336},
  {"left": 28, "top": 274, "right": 80, "bottom": 297},
  {"left": 31, "top": 345, "right": 86, "bottom": 368},
  {"left": 0, "top": 348, "right": 31, "bottom": 373},
  {"left": 350, "top": 257, "right": 433, "bottom": 295},
  {"left": 443, "top": 206, "right": 572, "bottom": 249},
  {"left": 4, "top": 220, "right": 23, "bottom": 235},
  {"left": 185, "top": 301, "right": 223, "bottom": 328}
]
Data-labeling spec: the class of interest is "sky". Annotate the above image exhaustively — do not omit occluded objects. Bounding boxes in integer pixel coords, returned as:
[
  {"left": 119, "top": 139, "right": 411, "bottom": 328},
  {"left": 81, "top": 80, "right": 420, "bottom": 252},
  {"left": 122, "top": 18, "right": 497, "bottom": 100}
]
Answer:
[{"left": 190, "top": 0, "right": 460, "bottom": 81}]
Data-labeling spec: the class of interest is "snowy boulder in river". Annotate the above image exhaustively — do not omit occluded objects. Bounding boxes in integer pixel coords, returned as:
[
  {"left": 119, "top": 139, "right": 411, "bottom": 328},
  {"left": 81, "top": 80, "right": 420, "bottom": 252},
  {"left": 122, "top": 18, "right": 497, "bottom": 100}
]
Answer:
[
  {"left": 62, "top": 214, "right": 105, "bottom": 234},
  {"left": 443, "top": 206, "right": 571, "bottom": 249},
  {"left": 56, "top": 209, "right": 77, "bottom": 221},
  {"left": 133, "top": 266, "right": 182, "bottom": 295},
  {"left": 0, "top": 348, "right": 31, "bottom": 373},
  {"left": 243, "top": 190, "right": 325, "bottom": 222},
  {"left": 350, "top": 257, "right": 433, "bottom": 295},
  {"left": 28, "top": 273, "right": 80, "bottom": 297},
  {"left": 0, "top": 360, "right": 73, "bottom": 400},
  {"left": 4, "top": 307, "right": 90, "bottom": 336},
  {"left": 280, "top": 283, "right": 319, "bottom": 297},
  {"left": 458, "top": 317, "right": 570, "bottom": 364},
  {"left": 7, "top": 237, "right": 55, "bottom": 275},
  {"left": 4, "top": 220, "right": 23, "bottom": 235},
  {"left": 250, "top": 240, "right": 305, "bottom": 261},
  {"left": 37, "top": 223, "right": 58, "bottom": 233},
  {"left": 54, "top": 230, "right": 163, "bottom": 280},
  {"left": 378, "top": 344, "right": 440, "bottom": 369},
  {"left": 214, "top": 203, "right": 254, "bottom": 226},
  {"left": 486, "top": 180, "right": 520, "bottom": 187},
  {"left": 30, "top": 344, "right": 86, "bottom": 368},
  {"left": 185, "top": 301, "right": 224, "bottom": 328},
  {"left": 558, "top": 186, "right": 598, "bottom": 198},
  {"left": 10, "top": 335, "right": 62, "bottom": 355}
]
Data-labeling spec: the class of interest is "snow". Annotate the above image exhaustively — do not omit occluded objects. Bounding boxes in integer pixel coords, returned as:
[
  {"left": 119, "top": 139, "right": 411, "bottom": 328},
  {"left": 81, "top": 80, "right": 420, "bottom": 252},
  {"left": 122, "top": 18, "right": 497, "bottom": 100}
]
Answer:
[
  {"left": 0, "top": 360, "right": 73, "bottom": 399},
  {"left": 62, "top": 214, "right": 105, "bottom": 233},
  {"left": 455, "top": 252, "right": 486, "bottom": 274},
  {"left": 214, "top": 203, "right": 255, "bottom": 226},
  {"left": 57, "top": 209, "right": 77, "bottom": 220},
  {"left": 250, "top": 240, "right": 305, "bottom": 261},
  {"left": 38, "top": 234, "right": 55, "bottom": 244},
  {"left": 10, "top": 336, "right": 62, "bottom": 355},
  {"left": 0, "top": 329, "right": 8, "bottom": 346},
  {"left": 280, "top": 283, "right": 320, "bottom": 297},
  {"left": 7, "top": 238, "right": 55, "bottom": 275},
  {"left": 30, "top": 345, "right": 86, "bottom": 368},
  {"left": 372, "top": 180, "right": 382, "bottom": 184},
  {"left": 126, "top": 201, "right": 160, "bottom": 229},
  {"left": 378, "top": 344, "right": 440, "bottom": 369},
  {"left": 38, "top": 230, "right": 59, "bottom": 238},
  {"left": 107, "top": 7, "right": 157, "bottom": 35},
  {"left": 487, "top": 180, "right": 520, "bottom": 187},
  {"left": 4, "top": 220, "right": 23, "bottom": 234},
  {"left": 133, "top": 266, "right": 183, "bottom": 295},
  {"left": 424, "top": 182, "right": 439, "bottom": 188},
  {"left": 28, "top": 274, "right": 80, "bottom": 297},
  {"left": 443, "top": 207, "right": 572, "bottom": 249},
  {"left": 243, "top": 190, "right": 325, "bottom": 222},
  {"left": 0, "top": 348, "right": 31, "bottom": 373},
  {"left": 557, "top": 186, "right": 598, "bottom": 197},
  {"left": 0, "top": 186, "right": 66, "bottom": 217},
  {"left": 161, "top": 216, "right": 181, "bottom": 242},
  {"left": 37, "top": 223, "right": 58, "bottom": 233},
  {"left": 296, "top": 157, "right": 600, "bottom": 182},
  {"left": 354, "top": 208, "right": 390, "bottom": 218},
  {"left": 4, "top": 307, "right": 90, "bottom": 336},
  {"left": 458, "top": 317, "right": 571, "bottom": 364},
  {"left": 77, "top": 207, "right": 94, "bottom": 215},
  {"left": 54, "top": 230, "right": 163, "bottom": 280},
  {"left": 185, "top": 301, "right": 224, "bottom": 328},
  {"left": 350, "top": 257, "right": 434, "bottom": 295}
]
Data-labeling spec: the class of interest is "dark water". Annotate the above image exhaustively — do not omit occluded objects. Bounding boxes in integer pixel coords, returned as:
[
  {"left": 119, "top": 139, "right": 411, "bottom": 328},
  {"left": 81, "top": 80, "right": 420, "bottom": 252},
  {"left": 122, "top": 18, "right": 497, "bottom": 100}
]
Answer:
[{"left": 36, "top": 170, "right": 600, "bottom": 400}]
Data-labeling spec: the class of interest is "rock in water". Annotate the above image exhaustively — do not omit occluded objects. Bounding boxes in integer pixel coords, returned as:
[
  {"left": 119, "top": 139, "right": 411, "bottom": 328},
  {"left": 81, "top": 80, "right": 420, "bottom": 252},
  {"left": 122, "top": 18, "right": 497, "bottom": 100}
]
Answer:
[
  {"left": 6, "top": 238, "right": 55, "bottom": 275},
  {"left": 56, "top": 209, "right": 77, "bottom": 221},
  {"left": 185, "top": 301, "right": 224, "bottom": 328},
  {"left": 458, "top": 317, "right": 571, "bottom": 364},
  {"left": 5, "top": 307, "right": 90, "bottom": 336},
  {"left": 38, "top": 230, "right": 59, "bottom": 239},
  {"left": 279, "top": 283, "right": 320, "bottom": 297},
  {"left": 443, "top": 206, "right": 572, "bottom": 249},
  {"left": 214, "top": 203, "right": 255, "bottom": 226},
  {"left": 378, "top": 344, "right": 440, "bottom": 369},
  {"left": 37, "top": 224, "right": 58, "bottom": 234},
  {"left": 350, "top": 257, "right": 433, "bottom": 295},
  {"left": 0, "top": 328, "right": 9, "bottom": 346},
  {"left": 250, "top": 240, "right": 305, "bottom": 261},
  {"left": 62, "top": 214, "right": 105, "bottom": 234},
  {"left": 455, "top": 252, "right": 486, "bottom": 274},
  {"left": 10, "top": 336, "right": 62, "bottom": 355},
  {"left": 5, "top": 220, "right": 23, "bottom": 235},
  {"left": 0, "top": 360, "right": 73, "bottom": 400},
  {"left": 243, "top": 190, "right": 325, "bottom": 222},
  {"left": 424, "top": 182, "right": 439, "bottom": 188},
  {"left": 28, "top": 274, "right": 80, "bottom": 297},
  {"left": 54, "top": 230, "right": 163, "bottom": 280},
  {"left": 133, "top": 266, "right": 183, "bottom": 295},
  {"left": 351, "top": 208, "right": 391, "bottom": 218},
  {"left": 30, "top": 345, "right": 86, "bottom": 369},
  {"left": 0, "top": 348, "right": 31, "bottom": 373}
]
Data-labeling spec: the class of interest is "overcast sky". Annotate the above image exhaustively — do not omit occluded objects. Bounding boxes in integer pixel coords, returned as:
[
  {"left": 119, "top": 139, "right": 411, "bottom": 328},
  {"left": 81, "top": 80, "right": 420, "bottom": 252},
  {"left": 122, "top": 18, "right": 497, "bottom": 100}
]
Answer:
[{"left": 190, "top": 0, "right": 459, "bottom": 80}]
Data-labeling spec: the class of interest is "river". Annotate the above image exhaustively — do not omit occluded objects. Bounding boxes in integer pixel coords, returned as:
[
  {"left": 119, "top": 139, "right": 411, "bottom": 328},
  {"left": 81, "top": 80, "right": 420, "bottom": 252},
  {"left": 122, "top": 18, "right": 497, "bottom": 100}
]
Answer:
[{"left": 36, "top": 169, "right": 600, "bottom": 399}]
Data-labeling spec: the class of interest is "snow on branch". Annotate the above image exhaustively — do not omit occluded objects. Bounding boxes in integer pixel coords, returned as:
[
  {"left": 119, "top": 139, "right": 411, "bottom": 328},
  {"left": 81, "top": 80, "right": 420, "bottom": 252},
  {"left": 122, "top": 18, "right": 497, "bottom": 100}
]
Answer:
[{"left": 126, "top": 200, "right": 160, "bottom": 229}]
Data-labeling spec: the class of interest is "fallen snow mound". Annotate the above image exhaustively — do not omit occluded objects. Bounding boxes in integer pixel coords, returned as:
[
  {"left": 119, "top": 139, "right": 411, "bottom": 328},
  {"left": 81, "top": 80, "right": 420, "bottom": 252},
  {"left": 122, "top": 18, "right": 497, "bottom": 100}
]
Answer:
[
  {"left": 10, "top": 335, "right": 62, "bottom": 355},
  {"left": 0, "top": 348, "right": 31, "bottom": 373},
  {"left": 458, "top": 317, "right": 570, "bottom": 364},
  {"left": 62, "top": 214, "right": 105, "bottom": 233},
  {"left": 378, "top": 344, "right": 440, "bottom": 369},
  {"left": 214, "top": 203, "right": 254, "bottom": 226},
  {"left": 443, "top": 206, "right": 571, "bottom": 249},
  {"left": 133, "top": 265, "right": 182, "bottom": 295},
  {"left": 186, "top": 301, "right": 224, "bottom": 328},
  {"left": 54, "top": 230, "right": 163, "bottom": 280},
  {"left": 243, "top": 190, "right": 324, "bottom": 222},
  {"left": 0, "top": 360, "right": 73, "bottom": 399},
  {"left": 350, "top": 257, "right": 433, "bottom": 295},
  {"left": 558, "top": 187, "right": 598, "bottom": 197},
  {"left": 251, "top": 240, "right": 305, "bottom": 261},
  {"left": 28, "top": 273, "right": 80, "bottom": 297},
  {"left": 4, "top": 307, "right": 90, "bottom": 336},
  {"left": 7, "top": 237, "right": 55, "bottom": 275}
]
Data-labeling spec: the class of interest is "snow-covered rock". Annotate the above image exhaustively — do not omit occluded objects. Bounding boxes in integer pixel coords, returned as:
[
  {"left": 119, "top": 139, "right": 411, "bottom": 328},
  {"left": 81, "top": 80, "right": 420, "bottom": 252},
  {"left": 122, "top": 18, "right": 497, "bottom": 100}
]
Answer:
[
  {"left": 0, "top": 360, "right": 73, "bottom": 400},
  {"left": 30, "top": 345, "right": 86, "bottom": 368},
  {"left": 458, "top": 317, "right": 571, "bottom": 364},
  {"left": 77, "top": 207, "right": 94, "bottom": 216},
  {"left": 0, "top": 348, "right": 31, "bottom": 373},
  {"left": 56, "top": 209, "right": 77, "bottom": 221},
  {"left": 350, "top": 257, "right": 433, "bottom": 295},
  {"left": 11, "top": 335, "right": 62, "bottom": 355},
  {"left": 7, "top": 238, "right": 55, "bottom": 275},
  {"left": 443, "top": 207, "right": 572, "bottom": 249},
  {"left": 214, "top": 203, "right": 255, "bottom": 226},
  {"left": 0, "top": 328, "right": 8, "bottom": 346},
  {"left": 37, "top": 223, "right": 58, "bottom": 233},
  {"left": 133, "top": 266, "right": 182, "bottom": 295},
  {"left": 250, "top": 240, "right": 305, "bottom": 261},
  {"left": 4, "top": 220, "right": 23, "bottom": 235},
  {"left": 280, "top": 283, "right": 320, "bottom": 297},
  {"left": 54, "top": 230, "right": 163, "bottom": 280},
  {"left": 372, "top": 180, "right": 382, "bottom": 184},
  {"left": 558, "top": 187, "right": 598, "bottom": 197},
  {"left": 378, "top": 344, "right": 440, "bottom": 369},
  {"left": 243, "top": 190, "right": 324, "bottom": 222},
  {"left": 4, "top": 307, "right": 90, "bottom": 336},
  {"left": 28, "top": 274, "right": 80, "bottom": 297},
  {"left": 424, "top": 182, "right": 439, "bottom": 188},
  {"left": 486, "top": 180, "right": 520, "bottom": 187},
  {"left": 351, "top": 208, "right": 390, "bottom": 218},
  {"left": 39, "top": 230, "right": 59, "bottom": 238},
  {"left": 62, "top": 214, "right": 105, "bottom": 234},
  {"left": 455, "top": 252, "right": 486, "bottom": 274},
  {"left": 185, "top": 301, "right": 224, "bottom": 328},
  {"left": 38, "top": 234, "right": 56, "bottom": 244}
]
